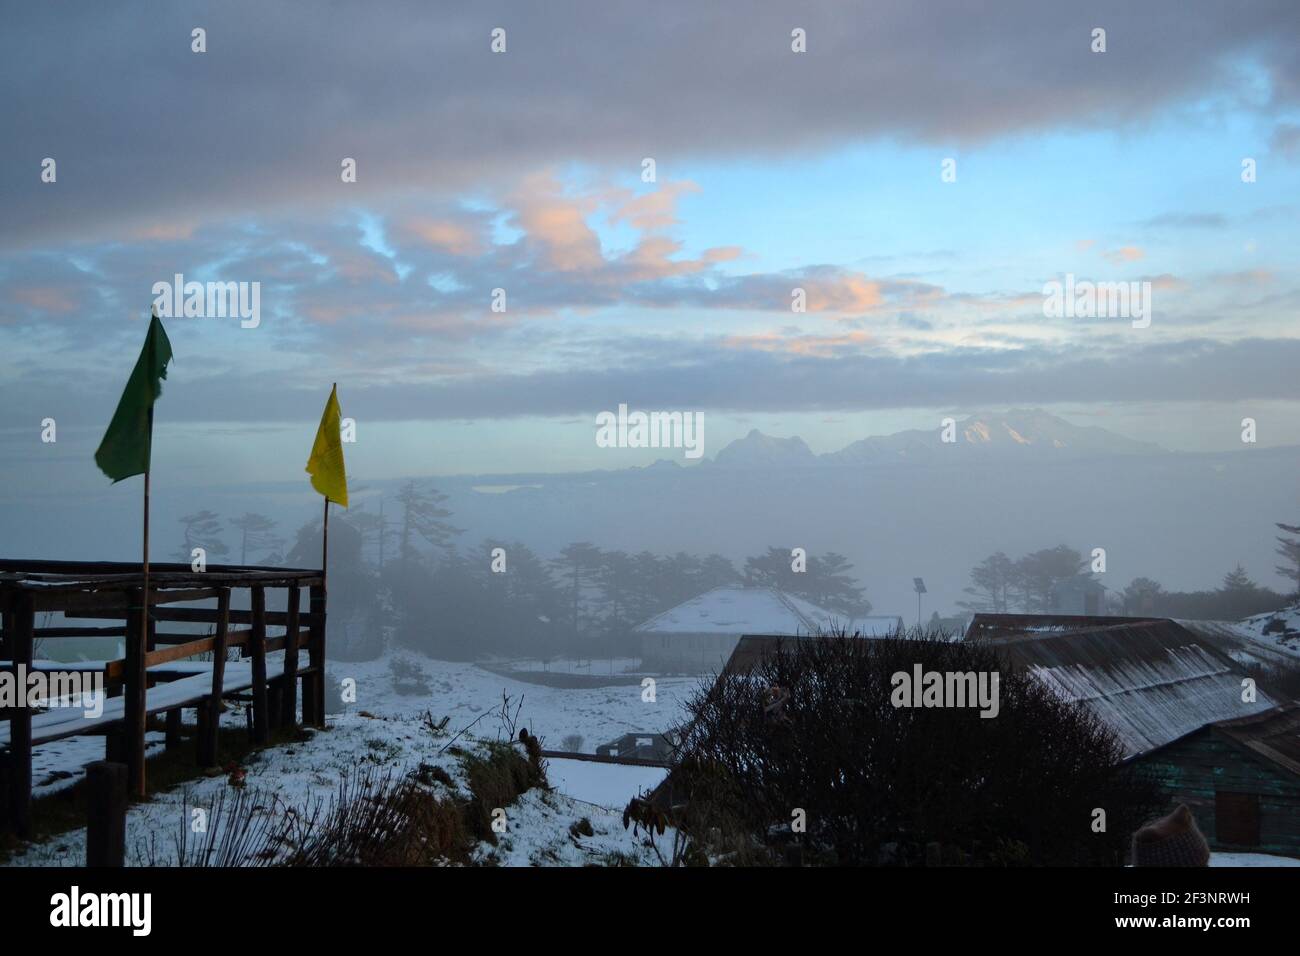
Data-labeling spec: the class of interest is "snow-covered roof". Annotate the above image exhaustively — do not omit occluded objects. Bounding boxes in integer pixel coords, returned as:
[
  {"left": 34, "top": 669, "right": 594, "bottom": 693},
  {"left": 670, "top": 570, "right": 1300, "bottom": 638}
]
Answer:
[{"left": 634, "top": 586, "right": 900, "bottom": 637}]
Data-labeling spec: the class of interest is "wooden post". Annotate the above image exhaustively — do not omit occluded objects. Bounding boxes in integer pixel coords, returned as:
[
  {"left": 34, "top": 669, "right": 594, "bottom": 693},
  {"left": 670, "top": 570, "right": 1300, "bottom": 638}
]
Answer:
[
  {"left": 194, "top": 705, "right": 209, "bottom": 765},
  {"left": 7, "top": 593, "right": 34, "bottom": 836},
  {"left": 282, "top": 586, "right": 300, "bottom": 727},
  {"left": 249, "top": 585, "right": 268, "bottom": 744},
  {"left": 308, "top": 584, "right": 326, "bottom": 727},
  {"left": 267, "top": 682, "right": 282, "bottom": 733},
  {"left": 124, "top": 596, "right": 147, "bottom": 797},
  {"left": 165, "top": 708, "right": 182, "bottom": 749},
  {"left": 198, "top": 589, "right": 231, "bottom": 768},
  {"left": 85, "top": 761, "right": 127, "bottom": 867},
  {"left": 106, "top": 729, "right": 127, "bottom": 764}
]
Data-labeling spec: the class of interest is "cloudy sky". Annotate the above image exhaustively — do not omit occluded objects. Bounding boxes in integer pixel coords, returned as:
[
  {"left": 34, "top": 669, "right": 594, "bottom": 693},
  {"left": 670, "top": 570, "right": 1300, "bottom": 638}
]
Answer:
[{"left": 2, "top": 0, "right": 1299, "bottom": 493}]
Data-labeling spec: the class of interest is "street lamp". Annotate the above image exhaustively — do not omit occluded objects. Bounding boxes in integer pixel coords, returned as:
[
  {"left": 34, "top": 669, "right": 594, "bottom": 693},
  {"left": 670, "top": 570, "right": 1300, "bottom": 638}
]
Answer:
[{"left": 913, "top": 577, "right": 927, "bottom": 629}]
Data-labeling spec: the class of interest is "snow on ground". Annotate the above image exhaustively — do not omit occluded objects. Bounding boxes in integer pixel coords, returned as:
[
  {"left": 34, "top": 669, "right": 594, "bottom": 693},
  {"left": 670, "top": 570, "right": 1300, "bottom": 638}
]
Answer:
[
  {"left": 1235, "top": 604, "right": 1300, "bottom": 661},
  {"left": 1210, "top": 852, "right": 1300, "bottom": 867},
  {"left": 325, "top": 653, "right": 699, "bottom": 754},
  {"left": 470, "top": 787, "right": 669, "bottom": 867},
  {"left": 546, "top": 758, "right": 667, "bottom": 810},
  {"left": 5, "top": 650, "right": 694, "bottom": 867},
  {"left": 16, "top": 651, "right": 700, "bottom": 801}
]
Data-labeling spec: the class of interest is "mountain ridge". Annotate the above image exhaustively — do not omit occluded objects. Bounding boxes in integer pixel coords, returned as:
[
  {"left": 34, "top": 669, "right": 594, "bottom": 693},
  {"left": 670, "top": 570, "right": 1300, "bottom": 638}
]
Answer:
[{"left": 708, "top": 408, "right": 1165, "bottom": 468}]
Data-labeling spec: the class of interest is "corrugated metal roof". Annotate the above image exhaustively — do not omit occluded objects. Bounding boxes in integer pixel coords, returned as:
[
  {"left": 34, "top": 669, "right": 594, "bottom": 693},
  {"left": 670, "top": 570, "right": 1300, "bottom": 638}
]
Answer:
[{"left": 971, "top": 617, "right": 1276, "bottom": 758}]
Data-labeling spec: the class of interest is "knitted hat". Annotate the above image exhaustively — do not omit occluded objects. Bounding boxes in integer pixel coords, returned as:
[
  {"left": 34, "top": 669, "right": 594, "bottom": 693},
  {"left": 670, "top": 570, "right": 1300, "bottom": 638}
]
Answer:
[{"left": 1131, "top": 804, "right": 1210, "bottom": 867}]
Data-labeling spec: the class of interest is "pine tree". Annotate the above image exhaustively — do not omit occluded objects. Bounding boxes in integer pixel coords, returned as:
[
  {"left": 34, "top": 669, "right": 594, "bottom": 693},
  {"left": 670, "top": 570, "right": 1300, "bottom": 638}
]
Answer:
[
  {"left": 393, "top": 481, "right": 462, "bottom": 559},
  {"left": 227, "top": 512, "right": 283, "bottom": 565},
  {"left": 177, "top": 510, "right": 229, "bottom": 563},
  {"left": 1275, "top": 522, "right": 1300, "bottom": 597}
]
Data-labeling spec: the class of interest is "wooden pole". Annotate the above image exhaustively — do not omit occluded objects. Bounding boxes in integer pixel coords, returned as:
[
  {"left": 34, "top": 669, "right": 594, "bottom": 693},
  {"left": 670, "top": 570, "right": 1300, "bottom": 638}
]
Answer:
[
  {"left": 282, "top": 585, "right": 301, "bottom": 726},
  {"left": 7, "top": 593, "right": 35, "bottom": 837},
  {"left": 198, "top": 589, "right": 231, "bottom": 768},
  {"left": 322, "top": 496, "right": 329, "bottom": 591},
  {"left": 308, "top": 584, "right": 326, "bottom": 726},
  {"left": 125, "top": 404, "right": 153, "bottom": 797},
  {"left": 249, "top": 585, "right": 268, "bottom": 743},
  {"left": 85, "top": 761, "right": 127, "bottom": 867}
]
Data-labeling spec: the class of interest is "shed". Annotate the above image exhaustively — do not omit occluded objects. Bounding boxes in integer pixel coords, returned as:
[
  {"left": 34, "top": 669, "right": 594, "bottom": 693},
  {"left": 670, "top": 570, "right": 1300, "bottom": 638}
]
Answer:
[
  {"left": 634, "top": 586, "right": 901, "bottom": 674},
  {"left": 1136, "top": 703, "right": 1300, "bottom": 857},
  {"left": 1048, "top": 575, "right": 1107, "bottom": 615}
]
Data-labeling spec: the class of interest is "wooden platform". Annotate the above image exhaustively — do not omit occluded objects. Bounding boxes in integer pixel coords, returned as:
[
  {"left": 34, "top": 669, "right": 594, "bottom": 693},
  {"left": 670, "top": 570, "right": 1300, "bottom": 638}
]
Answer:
[
  {"left": 0, "top": 559, "right": 328, "bottom": 837},
  {"left": 0, "top": 659, "right": 289, "bottom": 747}
]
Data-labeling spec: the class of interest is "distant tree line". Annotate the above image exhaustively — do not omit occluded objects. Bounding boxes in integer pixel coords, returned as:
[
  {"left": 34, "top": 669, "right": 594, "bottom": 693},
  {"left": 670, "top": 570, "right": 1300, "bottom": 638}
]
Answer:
[
  {"left": 171, "top": 482, "right": 874, "bottom": 662},
  {"left": 960, "top": 521, "right": 1299, "bottom": 621},
  {"left": 957, "top": 545, "right": 1089, "bottom": 614}
]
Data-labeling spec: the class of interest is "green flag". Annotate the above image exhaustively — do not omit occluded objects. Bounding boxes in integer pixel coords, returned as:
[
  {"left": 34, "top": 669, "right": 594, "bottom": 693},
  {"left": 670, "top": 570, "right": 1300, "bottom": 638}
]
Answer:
[{"left": 94, "top": 314, "right": 174, "bottom": 482}]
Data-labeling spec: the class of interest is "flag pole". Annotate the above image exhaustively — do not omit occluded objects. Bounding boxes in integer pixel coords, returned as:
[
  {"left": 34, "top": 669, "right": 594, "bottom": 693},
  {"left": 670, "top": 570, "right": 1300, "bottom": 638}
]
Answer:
[
  {"left": 143, "top": 405, "right": 152, "bottom": 613},
  {"left": 321, "top": 381, "right": 334, "bottom": 593},
  {"left": 322, "top": 496, "right": 330, "bottom": 593}
]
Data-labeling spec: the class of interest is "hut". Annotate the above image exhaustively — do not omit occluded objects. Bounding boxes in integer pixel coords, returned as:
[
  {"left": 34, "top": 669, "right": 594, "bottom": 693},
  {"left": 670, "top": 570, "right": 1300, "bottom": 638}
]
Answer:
[
  {"left": 635, "top": 586, "right": 900, "bottom": 674},
  {"left": 1136, "top": 703, "right": 1300, "bottom": 856}
]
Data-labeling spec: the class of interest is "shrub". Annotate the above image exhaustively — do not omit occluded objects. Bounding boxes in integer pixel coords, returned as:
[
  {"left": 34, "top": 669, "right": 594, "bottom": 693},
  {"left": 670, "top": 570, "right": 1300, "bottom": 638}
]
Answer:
[
  {"left": 389, "top": 655, "right": 432, "bottom": 696},
  {"left": 667, "top": 631, "right": 1163, "bottom": 866}
]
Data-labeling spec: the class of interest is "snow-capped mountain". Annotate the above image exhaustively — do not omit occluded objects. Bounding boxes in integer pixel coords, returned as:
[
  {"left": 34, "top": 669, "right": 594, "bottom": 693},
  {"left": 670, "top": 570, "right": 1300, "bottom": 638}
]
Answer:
[
  {"left": 711, "top": 429, "right": 819, "bottom": 468},
  {"left": 712, "top": 409, "right": 1163, "bottom": 468}
]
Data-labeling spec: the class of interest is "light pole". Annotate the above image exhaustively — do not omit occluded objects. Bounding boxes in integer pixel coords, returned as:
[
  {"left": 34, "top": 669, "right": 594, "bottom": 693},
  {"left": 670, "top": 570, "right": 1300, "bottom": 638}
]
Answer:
[{"left": 913, "top": 577, "right": 927, "bottom": 630}]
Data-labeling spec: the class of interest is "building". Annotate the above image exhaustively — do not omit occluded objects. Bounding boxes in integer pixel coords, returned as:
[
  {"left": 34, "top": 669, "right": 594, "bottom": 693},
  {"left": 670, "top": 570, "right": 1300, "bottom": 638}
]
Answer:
[
  {"left": 1137, "top": 704, "right": 1300, "bottom": 857},
  {"left": 635, "top": 586, "right": 902, "bottom": 674},
  {"left": 595, "top": 732, "right": 677, "bottom": 762},
  {"left": 966, "top": 614, "right": 1276, "bottom": 758},
  {"left": 966, "top": 613, "right": 1298, "bottom": 856},
  {"left": 1049, "top": 575, "right": 1107, "bottom": 615}
]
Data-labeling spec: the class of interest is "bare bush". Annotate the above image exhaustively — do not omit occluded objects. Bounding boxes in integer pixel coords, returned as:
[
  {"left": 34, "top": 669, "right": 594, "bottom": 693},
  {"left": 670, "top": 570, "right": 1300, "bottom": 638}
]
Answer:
[{"left": 667, "top": 631, "right": 1163, "bottom": 866}]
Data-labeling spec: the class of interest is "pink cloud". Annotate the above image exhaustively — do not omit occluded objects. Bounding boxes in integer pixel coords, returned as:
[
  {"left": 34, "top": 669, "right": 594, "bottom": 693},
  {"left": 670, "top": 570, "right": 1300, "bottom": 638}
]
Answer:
[
  {"left": 1101, "top": 245, "right": 1145, "bottom": 264},
  {"left": 10, "top": 286, "right": 77, "bottom": 314},
  {"left": 723, "top": 329, "right": 875, "bottom": 356},
  {"left": 402, "top": 217, "right": 484, "bottom": 256},
  {"left": 609, "top": 181, "right": 701, "bottom": 231}
]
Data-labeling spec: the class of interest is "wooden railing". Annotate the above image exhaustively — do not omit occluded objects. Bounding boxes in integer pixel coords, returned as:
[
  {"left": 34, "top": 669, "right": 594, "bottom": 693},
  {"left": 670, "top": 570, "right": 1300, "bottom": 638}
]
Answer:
[{"left": 0, "top": 560, "right": 327, "bottom": 837}]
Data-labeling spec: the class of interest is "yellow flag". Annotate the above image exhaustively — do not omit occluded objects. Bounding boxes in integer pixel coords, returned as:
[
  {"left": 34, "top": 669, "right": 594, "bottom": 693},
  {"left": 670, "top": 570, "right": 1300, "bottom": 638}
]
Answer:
[{"left": 306, "top": 384, "right": 348, "bottom": 507}]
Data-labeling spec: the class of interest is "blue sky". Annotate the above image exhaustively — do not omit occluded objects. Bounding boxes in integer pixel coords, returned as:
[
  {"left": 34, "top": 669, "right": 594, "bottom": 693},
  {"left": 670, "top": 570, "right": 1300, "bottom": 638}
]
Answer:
[{"left": 2, "top": 1, "right": 1299, "bottom": 496}]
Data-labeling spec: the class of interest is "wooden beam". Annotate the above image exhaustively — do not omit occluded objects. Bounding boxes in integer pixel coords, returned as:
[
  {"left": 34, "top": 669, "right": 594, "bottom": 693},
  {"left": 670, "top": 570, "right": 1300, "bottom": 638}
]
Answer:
[
  {"left": 306, "top": 585, "right": 326, "bottom": 727},
  {"left": 85, "top": 761, "right": 127, "bottom": 867},
  {"left": 5, "top": 594, "right": 34, "bottom": 836},
  {"left": 165, "top": 709, "right": 183, "bottom": 749},
  {"left": 141, "top": 636, "right": 217, "bottom": 669},
  {"left": 198, "top": 589, "right": 231, "bottom": 768},
  {"left": 34, "top": 587, "right": 221, "bottom": 613},
  {"left": 149, "top": 607, "right": 322, "bottom": 627},
  {"left": 282, "top": 586, "right": 300, "bottom": 727},
  {"left": 249, "top": 586, "right": 269, "bottom": 744},
  {"left": 33, "top": 625, "right": 128, "bottom": 638},
  {"left": 124, "top": 597, "right": 147, "bottom": 798},
  {"left": 102, "top": 628, "right": 251, "bottom": 682}
]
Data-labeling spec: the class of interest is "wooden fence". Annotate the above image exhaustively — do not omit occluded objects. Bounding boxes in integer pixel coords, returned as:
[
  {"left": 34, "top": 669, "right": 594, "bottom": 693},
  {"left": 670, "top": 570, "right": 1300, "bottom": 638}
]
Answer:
[{"left": 0, "top": 559, "right": 327, "bottom": 837}]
